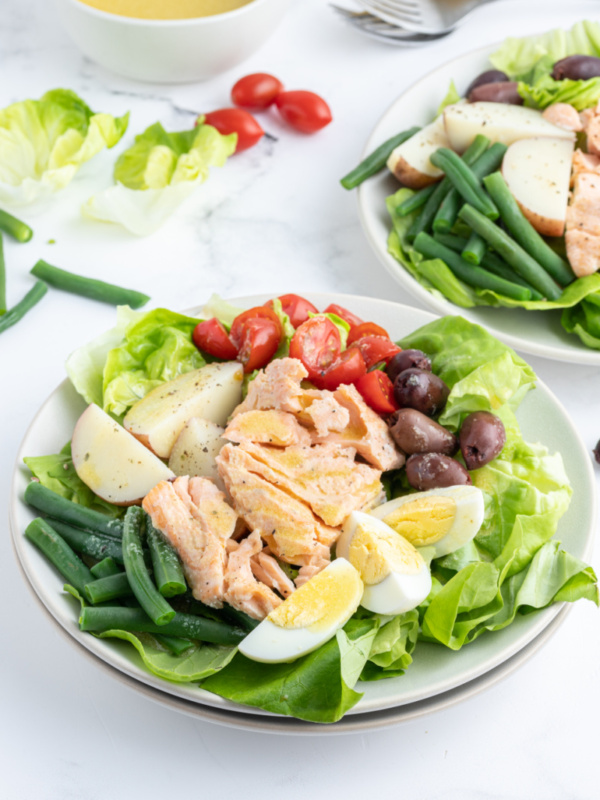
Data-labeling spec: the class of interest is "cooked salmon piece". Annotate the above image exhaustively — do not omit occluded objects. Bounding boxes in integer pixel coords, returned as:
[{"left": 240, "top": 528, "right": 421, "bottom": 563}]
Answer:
[
  {"left": 586, "top": 115, "right": 600, "bottom": 156},
  {"left": 251, "top": 551, "right": 295, "bottom": 598},
  {"left": 571, "top": 149, "right": 600, "bottom": 183},
  {"left": 224, "top": 531, "right": 282, "bottom": 620},
  {"left": 566, "top": 228, "right": 600, "bottom": 276},
  {"left": 233, "top": 357, "right": 309, "bottom": 416},
  {"left": 299, "top": 393, "right": 350, "bottom": 437},
  {"left": 295, "top": 548, "right": 331, "bottom": 588},
  {"left": 542, "top": 103, "right": 583, "bottom": 132},
  {"left": 224, "top": 409, "right": 311, "bottom": 447},
  {"left": 178, "top": 476, "right": 238, "bottom": 540}
]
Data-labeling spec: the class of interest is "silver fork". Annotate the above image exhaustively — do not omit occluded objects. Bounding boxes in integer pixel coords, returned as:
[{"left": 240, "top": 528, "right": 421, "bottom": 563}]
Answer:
[
  {"left": 330, "top": 5, "right": 452, "bottom": 44},
  {"left": 357, "top": 0, "right": 498, "bottom": 35}
]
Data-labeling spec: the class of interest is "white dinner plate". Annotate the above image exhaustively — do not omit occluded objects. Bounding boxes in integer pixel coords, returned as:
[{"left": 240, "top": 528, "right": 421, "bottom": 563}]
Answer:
[
  {"left": 9, "top": 294, "right": 597, "bottom": 730},
  {"left": 357, "top": 46, "right": 600, "bottom": 365}
]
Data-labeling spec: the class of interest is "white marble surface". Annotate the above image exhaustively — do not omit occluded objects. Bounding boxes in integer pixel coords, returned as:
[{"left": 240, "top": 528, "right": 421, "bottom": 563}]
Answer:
[{"left": 1, "top": 0, "right": 599, "bottom": 797}]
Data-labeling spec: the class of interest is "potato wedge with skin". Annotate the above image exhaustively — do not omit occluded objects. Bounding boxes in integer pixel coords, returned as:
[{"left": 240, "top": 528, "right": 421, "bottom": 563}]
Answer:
[
  {"left": 386, "top": 115, "right": 449, "bottom": 188},
  {"left": 124, "top": 361, "right": 243, "bottom": 459},
  {"left": 502, "top": 137, "right": 574, "bottom": 237},
  {"left": 72, "top": 404, "right": 174, "bottom": 506},
  {"left": 443, "top": 102, "right": 575, "bottom": 153},
  {"left": 168, "top": 417, "right": 227, "bottom": 491}
]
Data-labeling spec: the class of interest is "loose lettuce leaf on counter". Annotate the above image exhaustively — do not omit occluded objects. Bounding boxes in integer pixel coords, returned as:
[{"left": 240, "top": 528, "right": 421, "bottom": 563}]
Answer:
[
  {"left": 83, "top": 121, "right": 236, "bottom": 236},
  {"left": 0, "top": 89, "right": 128, "bottom": 206}
]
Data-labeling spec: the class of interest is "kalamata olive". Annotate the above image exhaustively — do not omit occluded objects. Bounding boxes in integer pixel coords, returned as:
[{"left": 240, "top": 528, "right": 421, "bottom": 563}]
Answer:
[
  {"left": 386, "top": 349, "right": 432, "bottom": 383},
  {"left": 406, "top": 453, "right": 471, "bottom": 491},
  {"left": 552, "top": 55, "right": 600, "bottom": 81},
  {"left": 593, "top": 439, "right": 600, "bottom": 464},
  {"left": 393, "top": 368, "right": 450, "bottom": 417},
  {"left": 465, "top": 69, "right": 509, "bottom": 97},
  {"left": 388, "top": 408, "right": 458, "bottom": 456},
  {"left": 459, "top": 411, "right": 506, "bottom": 470},
  {"left": 468, "top": 81, "right": 523, "bottom": 105}
]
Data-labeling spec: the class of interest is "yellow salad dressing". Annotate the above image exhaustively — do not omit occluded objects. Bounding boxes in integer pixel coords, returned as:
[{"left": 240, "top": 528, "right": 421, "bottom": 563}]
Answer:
[{"left": 77, "top": 0, "right": 254, "bottom": 20}]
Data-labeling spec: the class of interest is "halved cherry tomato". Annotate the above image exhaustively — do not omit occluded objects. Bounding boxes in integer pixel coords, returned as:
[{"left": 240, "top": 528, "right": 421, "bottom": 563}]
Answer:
[
  {"left": 231, "top": 73, "right": 284, "bottom": 110},
  {"left": 265, "top": 293, "right": 318, "bottom": 328},
  {"left": 323, "top": 303, "right": 363, "bottom": 330},
  {"left": 289, "top": 316, "right": 341, "bottom": 381},
  {"left": 316, "top": 347, "right": 367, "bottom": 391},
  {"left": 350, "top": 335, "right": 401, "bottom": 369},
  {"left": 203, "top": 108, "right": 264, "bottom": 152},
  {"left": 355, "top": 371, "right": 399, "bottom": 416},
  {"left": 192, "top": 318, "right": 238, "bottom": 360},
  {"left": 237, "top": 318, "right": 281, "bottom": 373},
  {"left": 275, "top": 91, "right": 332, "bottom": 133},
  {"left": 230, "top": 306, "right": 282, "bottom": 348},
  {"left": 347, "top": 321, "right": 390, "bottom": 346}
]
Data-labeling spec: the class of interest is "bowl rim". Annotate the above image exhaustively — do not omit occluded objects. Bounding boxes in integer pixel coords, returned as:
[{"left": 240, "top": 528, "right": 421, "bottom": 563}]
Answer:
[{"left": 60, "top": 0, "right": 274, "bottom": 26}]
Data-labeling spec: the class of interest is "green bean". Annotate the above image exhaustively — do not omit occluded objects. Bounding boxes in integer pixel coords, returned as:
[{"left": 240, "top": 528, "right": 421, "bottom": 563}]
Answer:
[
  {"left": 30, "top": 260, "right": 150, "bottom": 309},
  {"left": 84, "top": 572, "right": 132, "bottom": 604},
  {"left": 0, "top": 208, "right": 33, "bottom": 243},
  {"left": 154, "top": 634, "right": 195, "bottom": 656},
  {"left": 25, "top": 518, "right": 94, "bottom": 595},
  {"left": 90, "top": 557, "right": 122, "bottom": 579},
  {"left": 433, "top": 232, "right": 469, "bottom": 252},
  {"left": 430, "top": 148, "right": 498, "bottom": 219},
  {"left": 340, "top": 126, "right": 421, "bottom": 190},
  {"left": 47, "top": 519, "right": 124, "bottom": 564},
  {"left": 458, "top": 204, "right": 563, "bottom": 300},
  {"left": 462, "top": 231, "right": 487, "bottom": 265},
  {"left": 122, "top": 507, "right": 174, "bottom": 626},
  {"left": 413, "top": 232, "right": 532, "bottom": 301},
  {"left": 178, "top": 595, "right": 260, "bottom": 631},
  {"left": 146, "top": 519, "right": 187, "bottom": 598},
  {"left": 24, "top": 482, "right": 123, "bottom": 539},
  {"left": 481, "top": 252, "right": 544, "bottom": 300},
  {"left": 396, "top": 184, "right": 436, "bottom": 216},
  {"left": 0, "top": 233, "right": 5, "bottom": 314},
  {"left": 79, "top": 606, "right": 246, "bottom": 645},
  {"left": 483, "top": 171, "right": 575, "bottom": 286},
  {"left": 0, "top": 280, "right": 47, "bottom": 335}
]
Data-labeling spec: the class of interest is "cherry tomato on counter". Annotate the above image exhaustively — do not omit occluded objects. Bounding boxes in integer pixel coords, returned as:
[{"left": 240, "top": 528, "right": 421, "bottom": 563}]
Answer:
[
  {"left": 229, "top": 306, "right": 283, "bottom": 348},
  {"left": 193, "top": 318, "right": 238, "bottom": 361},
  {"left": 350, "top": 335, "right": 401, "bottom": 369},
  {"left": 316, "top": 347, "right": 367, "bottom": 391},
  {"left": 347, "top": 321, "right": 390, "bottom": 346},
  {"left": 203, "top": 108, "right": 264, "bottom": 152},
  {"left": 289, "top": 316, "right": 341, "bottom": 381},
  {"left": 323, "top": 304, "right": 363, "bottom": 330},
  {"left": 264, "top": 293, "right": 318, "bottom": 328},
  {"left": 237, "top": 318, "right": 281, "bottom": 373},
  {"left": 231, "top": 73, "right": 284, "bottom": 109},
  {"left": 355, "top": 371, "right": 399, "bottom": 416},
  {"left": 275, "top": 91, "right": 332, "bottom": 133}
]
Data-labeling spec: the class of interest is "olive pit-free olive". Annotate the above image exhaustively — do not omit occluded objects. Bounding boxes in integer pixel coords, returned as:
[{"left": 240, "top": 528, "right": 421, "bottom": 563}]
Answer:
[
  {"left": 393, "top": 368, "right": 450, "bottom": 417},
  {"left": 465, "top": 69, "right": 509, "bottom": 97},
  {"left": 552, "top": 55, "right": 600, "bottom": 81},
  {"left": 468, "top": 81, "right": 523, "bottom": 104},
  {"left": 459, "top": 411, "right": 506, "bottom": 470},
  {"left": 405, "top": 453, "right": 471, "bottom": 491},
  {"left": 389, "top": 408, "right": 457, "bottom": 455},
  {"left": 386, "top": 349, "right": 432, "bottom": 383}
]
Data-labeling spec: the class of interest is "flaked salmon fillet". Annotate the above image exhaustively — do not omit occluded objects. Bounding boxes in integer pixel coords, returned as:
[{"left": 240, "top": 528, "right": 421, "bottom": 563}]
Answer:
[
  {"left": 233, "top": 357, "right": 308, "bottom": 416},
  {"left": 298, "top": 392, "right": 350, "bottom": 437},
  {"left": 542, "top": 103, "right": 583, "bottom": 132},
  {"left": 224, "top": 408, "right": 311, "bottom": 447},
  {"left": 586, "top": 114, "right": 600, "bottom": 156},
  {"left": 224, "top": 531, "right": 282, "bottom": 620},
  {"left": 295, "top": 550, "right": 331, "bottom": 589},
  {"left": 176, "top": 476, "right": 238, "bottom": 540},
  {"left": 251, "top": 551, "right": 295, "bottom": 598},
  {"left": 566, "top": 169, "right": 600, "bottom": 276},
  {"left": 571, "top": 149, "right": 600, "bottom": 184},
  {"left": 565, "top": 229, "right": 600, "bottom": 277}
]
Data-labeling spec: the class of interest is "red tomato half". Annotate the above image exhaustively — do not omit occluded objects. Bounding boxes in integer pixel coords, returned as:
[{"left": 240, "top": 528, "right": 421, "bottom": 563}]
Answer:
[
  {"left": 347, "top": 321, "right": 390, "bottom": 346},
  {"left": 265, "top": 293, "right": 318, "bottom": 328},
  {"left": 275, "top": 91, "right": 333, "bottom": 133},
  {"left": 231, "top": 73, "right": 284, "bottom": 109},
  {"left": 237, "top": 318, "right": 281, "bottom": 373},
  {"left": 203, "top": 108, "right": 264, "bottom": 152},
  {"left": 289, "top": 316, "right": 341, "bottom": 380},
  {"left": 230, "top": 306, "right": 283, "bottom": 348},
  {"left": 316, "top": 347, "right": 367, "bottom": 391},
  {"left": 323, "top": 304, "right": 364, "bottom": 330},
  {"left": 350, "top": 335, "right": 401, "bottom": 369},
  {"left": 355, "top": 372, "right": 399, "bottom": 416},
  {"left": 192, "top": 318, "right": 238, "bottom": 361}
]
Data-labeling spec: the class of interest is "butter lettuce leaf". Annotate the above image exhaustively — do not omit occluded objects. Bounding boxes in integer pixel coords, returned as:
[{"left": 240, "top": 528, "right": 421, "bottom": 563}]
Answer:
[
  {"left": 83, "top": 121, "right": 236, "bottom": 236},
  {"left": 0, "top": 89, "right": 128, "bottom": 206},
  {"left": 360, "top": 611, "right": 420, "bottom": 681},
  {"left": 518, "top": 74, "right": 600, "bottom": 110},
  {"left": 562, "top": 292, "right": 600, "bottom": 349}
]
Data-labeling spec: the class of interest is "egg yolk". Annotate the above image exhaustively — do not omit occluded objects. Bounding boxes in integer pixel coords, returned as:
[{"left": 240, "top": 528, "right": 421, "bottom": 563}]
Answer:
[
  {"left": 348, "top": 522, "right": 423, "bottom": 585},
  {"left": 383, "top": 496, "right": 456, "bottom": 547},
  {"left": 268, "top": 561, "right": 363, "bottom": 632}
]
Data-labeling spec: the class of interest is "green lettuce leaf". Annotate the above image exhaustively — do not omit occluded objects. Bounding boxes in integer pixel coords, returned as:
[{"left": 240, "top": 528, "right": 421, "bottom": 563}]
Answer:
[
  {"left": 0, "top": 89, "right": 128, "bottom": 206},
  {"left": 360, "top": 611, "right": 420, "bottom": 681},
  {"left": 199, "top": 293, "right": 245, "bottom": 328},
  {"left": 83, "top": 121, "right": 236, "bottom": 236},
  {"left": 436, "top": 81, "right": 461, "bottom": 115},
  {"left": 561, "top": 292, "right": 600, "bottom": 349},
  {"left": 518, "top": 74, "right": 600, "bottom": 110}
]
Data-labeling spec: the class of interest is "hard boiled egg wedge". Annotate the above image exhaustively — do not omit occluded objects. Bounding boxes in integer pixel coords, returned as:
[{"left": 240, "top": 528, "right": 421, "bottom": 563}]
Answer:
[
  {"left": 336, "top": 512, "right": 432, "bottom": 616},
  {"left": 239, "top": 559, "right": 363, "bottom": 664},
  {"left": 369, "top": 485, "right": 485, "bottom": 560}
]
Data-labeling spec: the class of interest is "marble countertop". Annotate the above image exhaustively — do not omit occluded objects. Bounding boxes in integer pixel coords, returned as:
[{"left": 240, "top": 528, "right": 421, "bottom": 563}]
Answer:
[{"left": 1, "top": 0, "right": 599, "bottom": 797}]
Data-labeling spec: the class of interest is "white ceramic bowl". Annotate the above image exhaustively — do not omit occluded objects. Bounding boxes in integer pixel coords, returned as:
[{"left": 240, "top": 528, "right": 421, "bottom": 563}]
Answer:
[{"left": 55, "top": 0, "right": 292, "bottom": 83}]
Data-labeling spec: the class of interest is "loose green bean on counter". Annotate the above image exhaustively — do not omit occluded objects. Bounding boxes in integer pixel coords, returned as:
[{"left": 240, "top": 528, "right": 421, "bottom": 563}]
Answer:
[
  {"left": 30, "top": 260, "right": 150, "bottom": 309},
  {"left": 0, "top": 280, "right": 47, "bottom": 335}
]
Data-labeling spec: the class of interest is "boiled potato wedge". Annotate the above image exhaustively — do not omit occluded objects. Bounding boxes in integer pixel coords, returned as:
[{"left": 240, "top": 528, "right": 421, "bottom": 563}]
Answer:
[
  {"left": 124, "top": 361, "right": 243, "bottom": 459},
  {"left": 168, "top": 417, "right": 227, "bottom": 491},
  {"left": 72, "top": 403, "right": 174, "bottom": 505},
  {"left": 386, "top": 115, "right": 449, "bottom": 188}
]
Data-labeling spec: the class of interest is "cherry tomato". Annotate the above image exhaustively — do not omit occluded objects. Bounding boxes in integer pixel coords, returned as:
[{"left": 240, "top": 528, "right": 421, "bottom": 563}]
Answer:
[
  {"left": 192, "top": 318, "right": 238, "bottom": 360},
  {"left": 231, "top": 73, "right": 284, "bottom": 110},
  {"left": 229, "top": 306, "right": 283, "bottom": 348},
  {"left": 203, "top": 108, "right": 264, "bottom": 152},
  {"left": 323, "top": 303, "right": 363, "bottom": 330},
  {"left": 347, "top": 321, "right": 390, "bottom": 346},
  {"left": 350, "top": 335, "right": 401, "bottom": 369},
  {"left": 355, "top": 371, "right": 399, "bottom": 416},
  {"left": 316, "top": 347, "right": 367, "bottom": 391},
  {"left": 274, "top": 91, "right": 332, "bottom": 133},
  {"left": 289, "top": 316, "right": 341, "bottom": 381},
  {"left": 237, "top": 318, "right": 281, "bottom": 373},
  {"left": 265, "top": 293, "right": 318, "bottom": 328}
]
